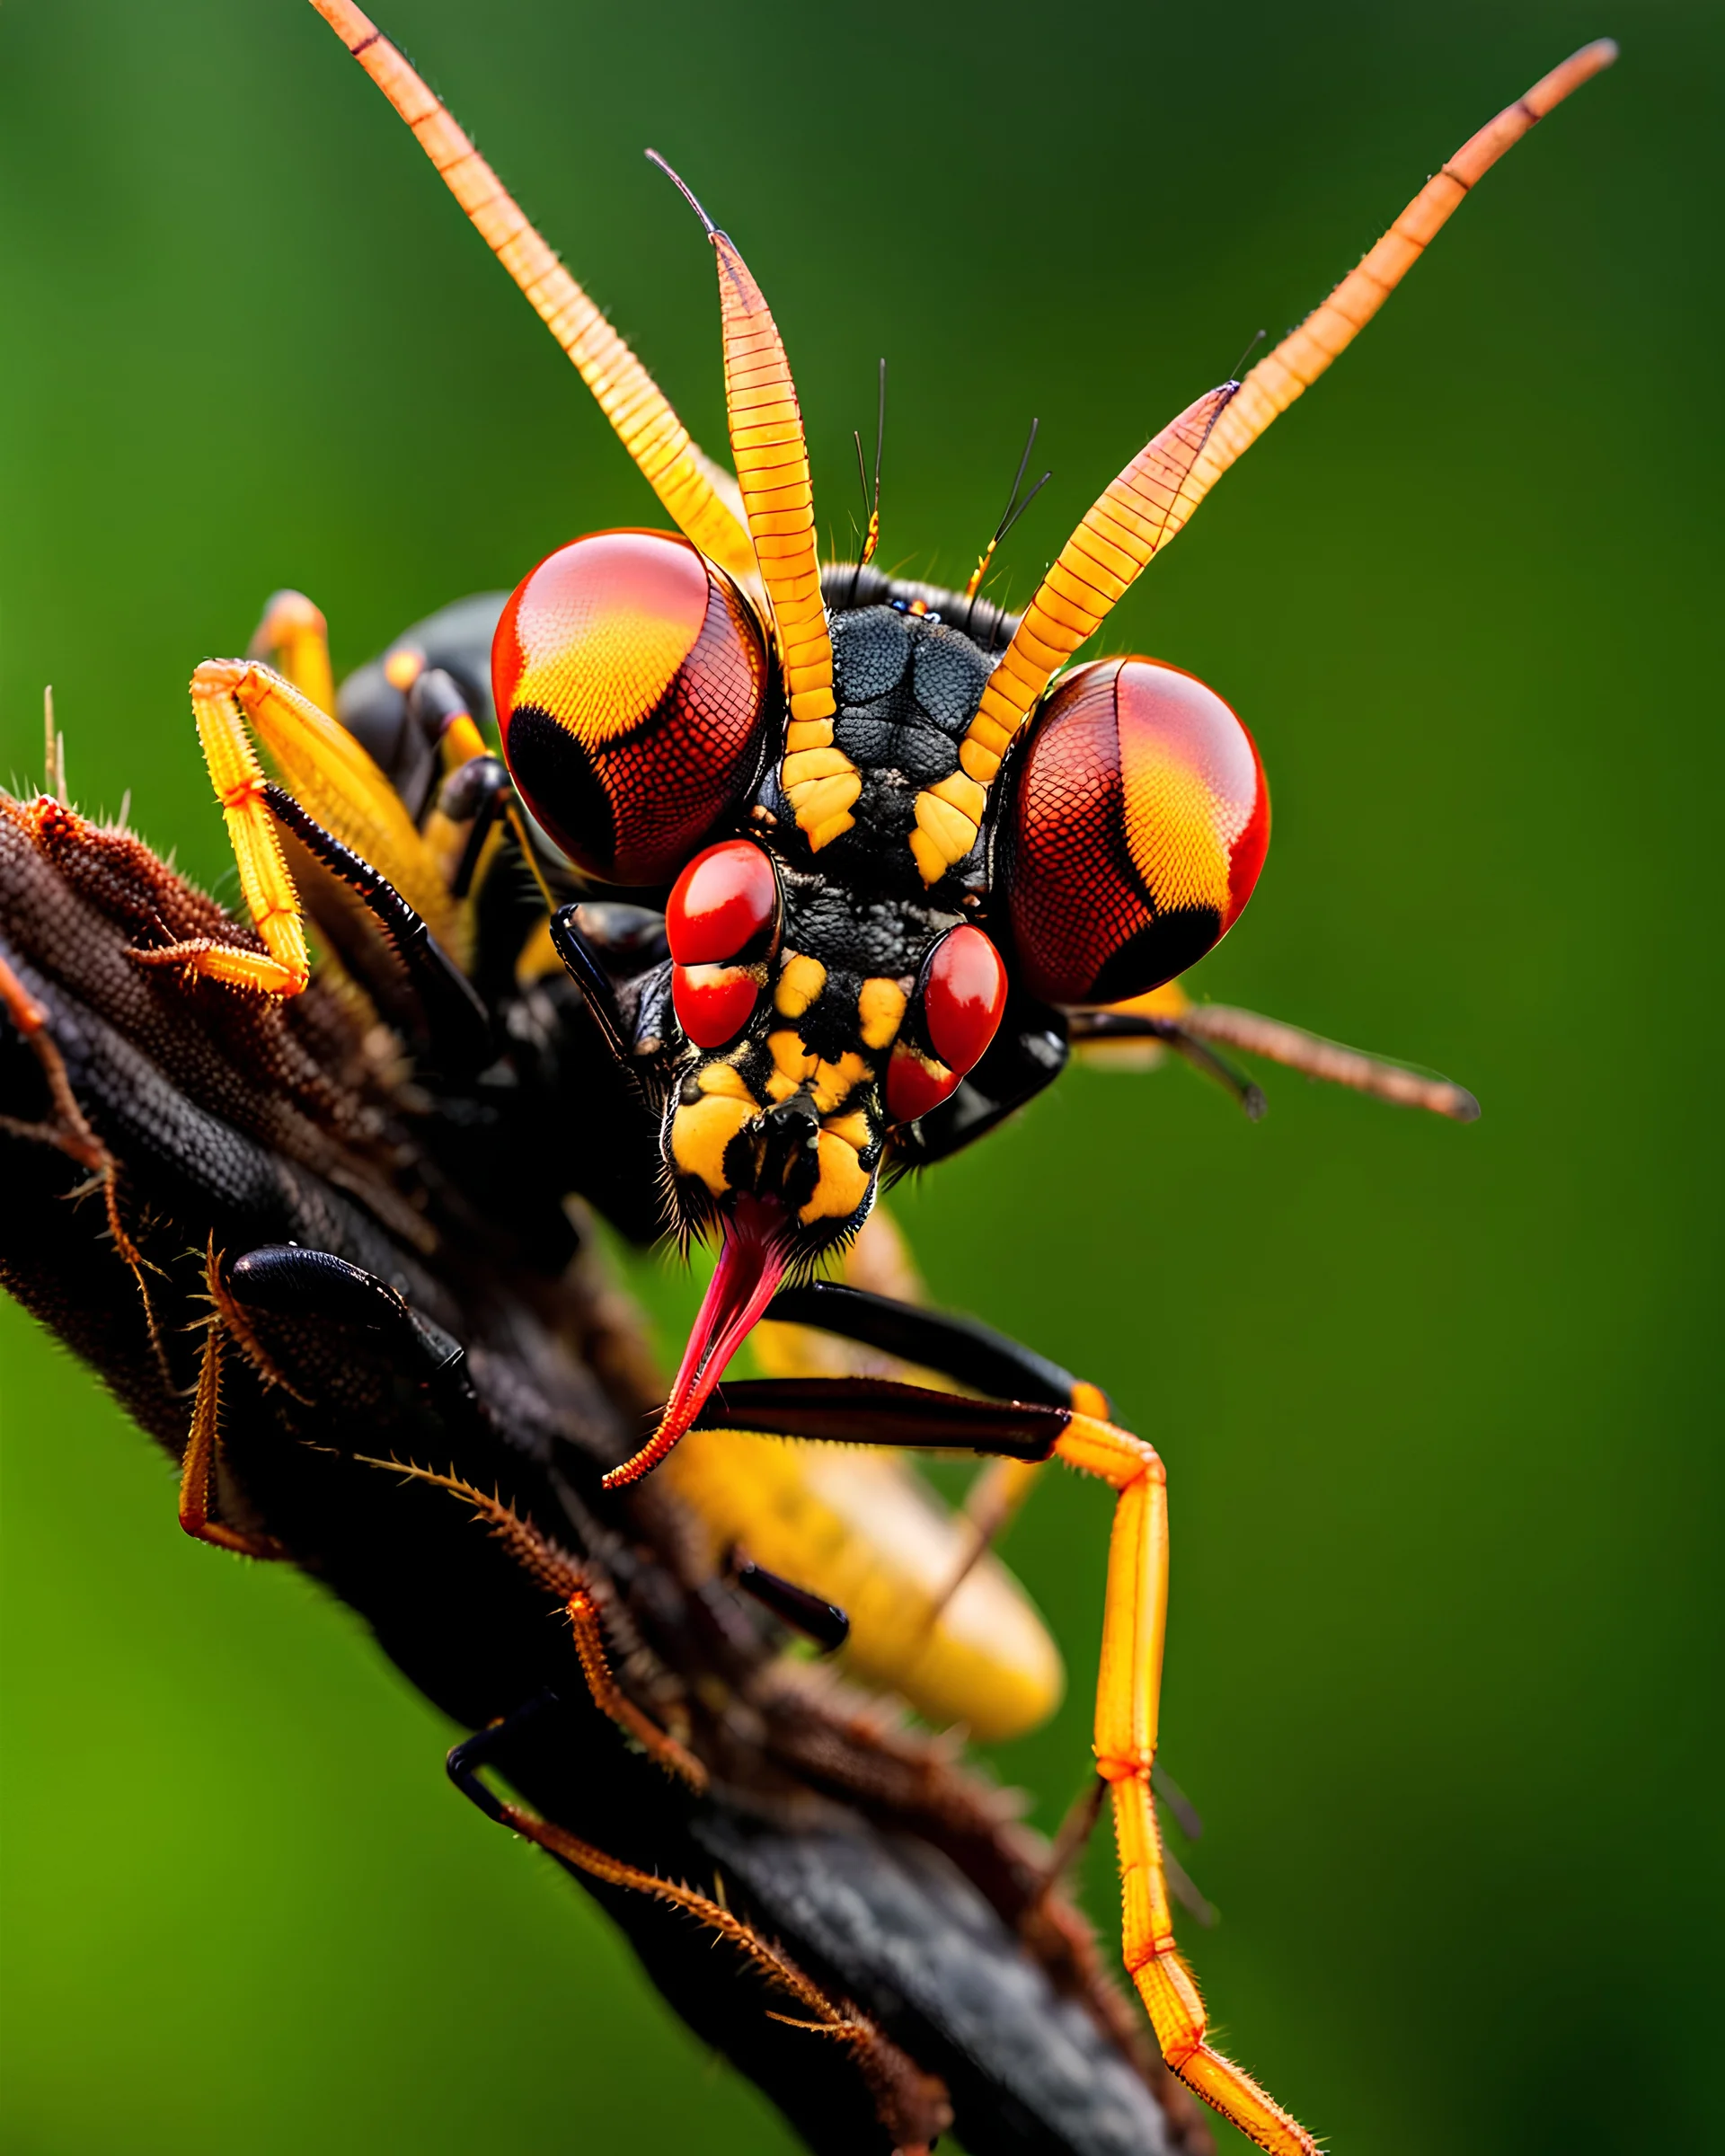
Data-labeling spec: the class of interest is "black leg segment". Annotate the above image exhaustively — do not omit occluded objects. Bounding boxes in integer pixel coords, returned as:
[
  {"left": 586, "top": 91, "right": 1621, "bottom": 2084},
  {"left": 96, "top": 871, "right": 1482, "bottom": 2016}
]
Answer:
[{"left": 765, "top": 1278, "right": 1092, "bottom": 1411}]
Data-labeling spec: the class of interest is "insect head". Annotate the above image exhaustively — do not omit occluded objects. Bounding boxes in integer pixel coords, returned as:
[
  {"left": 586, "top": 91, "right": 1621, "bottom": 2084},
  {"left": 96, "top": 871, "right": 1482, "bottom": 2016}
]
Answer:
[{"left": 483, "top": 189, "right": 1269, "bottom": 1481}]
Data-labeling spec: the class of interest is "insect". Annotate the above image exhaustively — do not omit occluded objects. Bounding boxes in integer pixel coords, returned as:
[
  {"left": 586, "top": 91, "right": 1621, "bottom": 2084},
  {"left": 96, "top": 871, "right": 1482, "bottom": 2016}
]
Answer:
[{"left": 2, "top": 5, "right": 1615, "bottom": 2152}]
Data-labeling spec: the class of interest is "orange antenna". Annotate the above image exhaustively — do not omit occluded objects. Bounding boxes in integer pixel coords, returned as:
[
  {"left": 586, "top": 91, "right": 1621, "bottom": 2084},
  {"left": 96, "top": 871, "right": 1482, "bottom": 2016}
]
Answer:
[
  {"left": 960, "top": 383, "right": 1235, "bottom": 791},
  {"left": 959, "top": 39, "right": 1618, "bottom": 784},
  {"left": 647, "top": 151, "right": 854, "bottom": 851},
  {"left": 306, "top": 0, "right": 756, "bottom": 588}
]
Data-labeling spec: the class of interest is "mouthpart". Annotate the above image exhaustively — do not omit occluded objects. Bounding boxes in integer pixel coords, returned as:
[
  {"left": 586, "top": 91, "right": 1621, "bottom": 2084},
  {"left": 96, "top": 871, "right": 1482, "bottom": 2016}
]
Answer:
[{"left": 602, "top": 1194, "right": 789, "bottom": 1489}]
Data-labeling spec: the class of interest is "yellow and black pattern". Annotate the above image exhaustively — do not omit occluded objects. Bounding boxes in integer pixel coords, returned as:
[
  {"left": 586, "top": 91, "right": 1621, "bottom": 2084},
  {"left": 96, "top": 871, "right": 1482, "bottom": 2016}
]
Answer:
[
  {"left": 495, "top": 529, "right": 769, "bottom": 887},
  {"left": 668, "top": 941, "right": 907, "bottom": 1233}
]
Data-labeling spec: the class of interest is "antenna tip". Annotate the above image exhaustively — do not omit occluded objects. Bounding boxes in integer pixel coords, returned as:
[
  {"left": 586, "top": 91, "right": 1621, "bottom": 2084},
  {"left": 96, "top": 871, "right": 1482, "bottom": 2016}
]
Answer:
[
  {"left": 1526, "top": 38, "right": 1620, "bottom": 118},
  {"left": 644, "top": 147, "right": 717, "bottom": 236}
]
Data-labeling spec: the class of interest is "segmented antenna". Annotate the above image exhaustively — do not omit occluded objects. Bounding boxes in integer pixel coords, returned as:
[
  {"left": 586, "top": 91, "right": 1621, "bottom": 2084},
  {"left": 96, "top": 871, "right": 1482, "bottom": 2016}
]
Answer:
[{"left": 964, "top": 418, "right": 1051, "bottom": 602}]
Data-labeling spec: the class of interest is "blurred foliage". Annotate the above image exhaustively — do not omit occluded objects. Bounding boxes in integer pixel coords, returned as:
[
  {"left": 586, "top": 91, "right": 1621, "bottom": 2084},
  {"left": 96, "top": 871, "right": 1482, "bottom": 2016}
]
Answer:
[{"left": 1, "top": 3, "right": 1720, "bottom": 2152}]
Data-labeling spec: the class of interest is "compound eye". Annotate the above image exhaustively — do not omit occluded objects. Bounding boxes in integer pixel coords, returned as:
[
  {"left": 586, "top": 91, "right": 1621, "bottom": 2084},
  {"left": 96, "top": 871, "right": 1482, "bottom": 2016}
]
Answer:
[
  {"left": 493, "top": 529, "right": 769, "bottom": 887},
  {"left": 1004, "top": 657, "right": 1269, "bottom": 1005},
  {"left": 886, "top": 924, "right": 1008, "bottom": 1125},
  {"left": 668, "top": 839, "right": 781, "bottom": 1048}
]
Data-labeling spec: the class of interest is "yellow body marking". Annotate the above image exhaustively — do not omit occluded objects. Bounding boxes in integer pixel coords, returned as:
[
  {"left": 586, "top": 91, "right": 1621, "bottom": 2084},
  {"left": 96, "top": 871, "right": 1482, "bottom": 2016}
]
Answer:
[
  {"left": 774, "top": 953, "right": 827, "bottom": 1018},
  {"left": 857, "top": 977, "right": 907, "bottom": 1049},
  {"left": 670, "top": 1094, "right": 755, "bottom": 1196},
  {"left": 800, "top": 1134, "right": 871, "bottom": 1224}
]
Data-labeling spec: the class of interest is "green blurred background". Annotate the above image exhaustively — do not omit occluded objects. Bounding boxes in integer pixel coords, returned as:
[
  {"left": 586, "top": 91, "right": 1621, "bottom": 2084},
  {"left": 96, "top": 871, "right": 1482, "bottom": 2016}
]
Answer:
[{"left": 1, "top": 2, "right": 1719, "bottom": 2151}]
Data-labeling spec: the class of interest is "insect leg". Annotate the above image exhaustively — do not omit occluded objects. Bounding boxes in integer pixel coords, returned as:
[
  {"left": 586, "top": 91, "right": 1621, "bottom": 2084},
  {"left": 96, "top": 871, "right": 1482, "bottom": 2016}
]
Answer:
[
  {"left": 1053, "top": 1409, "right": 1313, "bottom": 2154},
  {"left": 695, "top": 1375, "right": 1314, "bottom": 2155},
  {"left": 248, "top": 588, "right": 337, "bottom": 714},
  {"left": 447, "top": 1707, "right": 949, "bottom": 2154},
  {"left": 361, "top": 1456, "right": 707, "bottom": 1789},
  {"left": 257, "top": 783, "right": 492, "bottom": 1074},
  {"left": 765, "top": 1278, "right": 1100, "bottom": 1412},
  {"left": 1070, "top": 996, "right": 1478, "bottom": 1120},
  {"left": 763, "top": 1277, "right": 1105, "bottom": 1604},
  {"left": 134, "top": 658, "right": 464, "bottom": 998},
  {"left": 177, "top": 1321, "right": 288, "bottom": 1560}
]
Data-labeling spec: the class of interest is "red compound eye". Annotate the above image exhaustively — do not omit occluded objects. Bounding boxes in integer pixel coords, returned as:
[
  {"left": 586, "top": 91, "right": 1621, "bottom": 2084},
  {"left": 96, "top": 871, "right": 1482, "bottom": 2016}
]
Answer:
[
  {"left": 667, "top": 840, "right": 780, "bottom": 966},
  {"left": 1004, "top": 657, "right": 1269, "bottom": 1005},
  {"left": 668, "top": 840, "right": 780, "bottom": 1048},
  {"left": 673, "top": 965, "right": 763, "bottom": 1049},
  {"left": 886, "top": 925, "right": 1008, "bottom": 1126},
  {"left": 493, "top": 529, "right": 769, "bottom": 887},
  {"left": 924, "top": 925, "right": 1007, "bottom": 1072}
]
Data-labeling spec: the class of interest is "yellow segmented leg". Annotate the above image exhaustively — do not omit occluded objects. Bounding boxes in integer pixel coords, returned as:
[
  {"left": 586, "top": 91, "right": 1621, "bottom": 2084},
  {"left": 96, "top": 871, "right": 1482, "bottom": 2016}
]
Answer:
[
  {"left": 248, "top": 588, "right": 337, "bottom": 715},
  {"left": 1054, "top": 1410, "right": 1317, "bottom": 2156},
  {"left": 132, "top": 659, "right": 315, "bottom": 995},
  {"left": 137, "top": 650, "right": 462, "bottom": 998}
]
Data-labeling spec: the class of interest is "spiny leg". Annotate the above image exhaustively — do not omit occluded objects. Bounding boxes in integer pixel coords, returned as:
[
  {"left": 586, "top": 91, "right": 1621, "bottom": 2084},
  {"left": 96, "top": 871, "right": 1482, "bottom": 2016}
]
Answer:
[
  {"left": 694, "top": 1364, "right": 1317, "bottom": 2154},
  {"left": 0, "top": 941, "right": 166, "bottom": 1373},
  {"left": 257, "top": 783, "right": 492, "bottom": 1073},
  {"left": 359, "top": 1456, "right": 707, "bottom": 1790},
  {"left": 137, "top": 656, "right": 470, "bottom": 998},
  {"left": 134, "top": 661, "right": 313, "bottom": 995},
  {"left": 177, "top": 1321, "right": 288, "bottom": 1560},
  {"left": 1071, "top": 995, "right": 1479, "bottom": 1121},
  {"left": 1056, "top": 1410, "right": 1310, "bottom": 2152},
  {"left": 1176, "top": 1002, "right": 1481, "bottom": 1121},
  {"left": 447, "top": 1701, "right": 950, "bottom": 2155}
]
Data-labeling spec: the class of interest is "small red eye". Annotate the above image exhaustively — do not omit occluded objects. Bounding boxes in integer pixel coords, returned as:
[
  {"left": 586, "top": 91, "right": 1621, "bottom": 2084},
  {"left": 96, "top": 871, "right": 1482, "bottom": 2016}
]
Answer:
[
  {"left": 673, "top": 963, "right": 762, "bottom": 1048},
  {"left": 885, "top": 926, "right": 1007, "bottom": 1125},
  {"left": 923, "top": 926, "right": 1007, "bottom": 1074},
  {"left": 1004, "top": 657, "right": 1269, "bottom": 1005},
  {"left": 886, "top": 1042, "right": 956, "bottom": 1125},
  {"left": 493, "top": 529, "right": 768, "bottom": 887},
  {"left": 667, "top": 840, "right": 780, "bottom": 966}
]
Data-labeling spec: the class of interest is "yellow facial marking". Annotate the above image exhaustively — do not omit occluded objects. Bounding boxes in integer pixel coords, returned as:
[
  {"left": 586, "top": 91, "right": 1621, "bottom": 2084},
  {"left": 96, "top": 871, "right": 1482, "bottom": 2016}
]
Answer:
[
  {"left": 696, "top": 1060, "right": 754, "bottom": 1100},
  {"left": 823, "top": 1109, "right": 873, "bottom": 1153},
  {"left": 769, "top": 1028, "right": 814, "bottom": 1089},
  {"left": 798, "top": 1131, "right": 873, "bottom": 1225},
  {"left": 670, "top": 1094, "right": 756, "bottom": 1197},
  {"left": 810, "top": 1052, "right": 870, "bottom": 1116},
  {"left": 857, "top": 976, "right": 907, "bottom": 1050},
  {"left": 774, "top": 953, "right": 827, "bottom": 1020}
]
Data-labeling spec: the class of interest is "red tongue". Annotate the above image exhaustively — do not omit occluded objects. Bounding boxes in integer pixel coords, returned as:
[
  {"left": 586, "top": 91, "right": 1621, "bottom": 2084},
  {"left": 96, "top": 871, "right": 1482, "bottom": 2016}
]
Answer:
[{"left": 603, "top": 1196, "right": 788, "bottom": 1489}]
